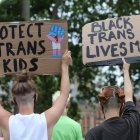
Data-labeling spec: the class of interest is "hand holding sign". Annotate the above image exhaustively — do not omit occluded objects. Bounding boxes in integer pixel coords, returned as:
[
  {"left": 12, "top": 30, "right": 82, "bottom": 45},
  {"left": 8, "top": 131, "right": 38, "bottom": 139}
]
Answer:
[
  {"left": 122, "top": 58, "right": 130, "bottom": 70},
  {"left": 62, "top": 50, "right": 72, "bottom": 67},
  {"left": 47, "top": 25, "right": 64, "bottom": 58}
]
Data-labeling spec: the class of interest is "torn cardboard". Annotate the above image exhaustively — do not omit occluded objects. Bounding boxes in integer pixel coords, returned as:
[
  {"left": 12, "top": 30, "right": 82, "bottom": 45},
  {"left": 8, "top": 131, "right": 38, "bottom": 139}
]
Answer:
[
  {"left": 82, "top": 15, "right": 140, "bottom": 66},
  {"left": 0, "top": 20, "right": 68, "bottom": 75}
]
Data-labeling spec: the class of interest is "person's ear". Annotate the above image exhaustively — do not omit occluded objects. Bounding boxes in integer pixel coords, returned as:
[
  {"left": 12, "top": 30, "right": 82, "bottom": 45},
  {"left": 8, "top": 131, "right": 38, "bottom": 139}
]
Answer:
[
  {"left": 34, "top": 93, "right": 38, "bottom": 103},
  {"left": 35, "top": 93, "right": 38, "bottom": 101},
  {"left": 13, "top": 97, "right": 17, "bottom": 105}
]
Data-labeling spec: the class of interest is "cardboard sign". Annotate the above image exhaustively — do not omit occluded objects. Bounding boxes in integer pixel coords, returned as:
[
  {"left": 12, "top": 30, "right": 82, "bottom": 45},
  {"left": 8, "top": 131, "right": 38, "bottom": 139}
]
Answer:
[
  {"left": 0, "top": 20, "right": 68, "bottom": 75},
  {"left": 82, "top": 15, "right": 140, "bottom": 66}
]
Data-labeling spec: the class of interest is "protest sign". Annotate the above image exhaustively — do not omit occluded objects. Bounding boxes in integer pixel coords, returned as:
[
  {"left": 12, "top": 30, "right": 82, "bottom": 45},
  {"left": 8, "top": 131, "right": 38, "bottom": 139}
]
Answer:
[
  {"left": 0, "top": 20, "right": 68, "bottom": 75},
  {"left": 82, "top": 15, "right": 140, "bottom": 66}
]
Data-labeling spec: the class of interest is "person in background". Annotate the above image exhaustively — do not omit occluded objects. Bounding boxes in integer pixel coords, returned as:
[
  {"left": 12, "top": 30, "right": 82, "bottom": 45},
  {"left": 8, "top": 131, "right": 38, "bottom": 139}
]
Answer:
[
  {"left": 85, "top": 58, "right": 140, "bottom": 140},
  {"left": 51, "top": 91, "right": 83, "bottom": 140},
  {"left": 0, "top": 50, "right": 72, "bottom": 140}
]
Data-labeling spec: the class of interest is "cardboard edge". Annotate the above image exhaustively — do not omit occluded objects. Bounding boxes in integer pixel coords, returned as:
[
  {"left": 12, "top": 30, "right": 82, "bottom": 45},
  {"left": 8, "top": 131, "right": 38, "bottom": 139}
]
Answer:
[{"left": 84, "top": 56, "right": 140, "bottom": 67}]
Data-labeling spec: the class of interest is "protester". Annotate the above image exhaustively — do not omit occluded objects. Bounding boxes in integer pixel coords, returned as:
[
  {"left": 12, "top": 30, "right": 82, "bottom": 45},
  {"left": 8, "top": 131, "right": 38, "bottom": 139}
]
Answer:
[
  {"left": 0, "top": 50, "right": 72, "bottom": 140},
  {"left": 51, "top": 91, "right": 83, "bottom": 140},
  {"left": 85, "top": 58, "right": 140, "bottom": 140}
]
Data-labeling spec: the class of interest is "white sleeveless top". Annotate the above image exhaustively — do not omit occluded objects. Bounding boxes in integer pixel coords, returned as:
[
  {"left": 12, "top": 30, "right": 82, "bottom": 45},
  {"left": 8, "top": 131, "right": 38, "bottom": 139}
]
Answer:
[{"left": 9, "top": 113, "right": 48, "bottom": 140}]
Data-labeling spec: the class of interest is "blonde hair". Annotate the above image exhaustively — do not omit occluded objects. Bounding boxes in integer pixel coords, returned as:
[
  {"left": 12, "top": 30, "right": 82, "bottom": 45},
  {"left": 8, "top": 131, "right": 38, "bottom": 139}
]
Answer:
[
  {"left": 52, "top": 91, "right": 71, "bottom": 113},
  {"left": 52, "top": 91, "right": 71, "bottom": 104}
]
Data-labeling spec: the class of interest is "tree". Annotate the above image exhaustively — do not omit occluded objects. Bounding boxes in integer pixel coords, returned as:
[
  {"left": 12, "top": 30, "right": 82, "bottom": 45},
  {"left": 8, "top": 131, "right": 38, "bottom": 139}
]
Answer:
[
  {"left": 0, "top": 0, "right": 21, "bottom": 21},
  {"left": 0, "top": 0, "right": 140, "bottom": 120},
  {"left": 21, "top": 0, "right": 30, "bottom": 20}
]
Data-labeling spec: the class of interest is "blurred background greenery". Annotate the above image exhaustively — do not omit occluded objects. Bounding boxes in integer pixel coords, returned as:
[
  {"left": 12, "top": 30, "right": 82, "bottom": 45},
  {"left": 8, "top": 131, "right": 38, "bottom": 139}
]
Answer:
[{"left": 0, "top": 0, "right": 140, "bottom": 121}]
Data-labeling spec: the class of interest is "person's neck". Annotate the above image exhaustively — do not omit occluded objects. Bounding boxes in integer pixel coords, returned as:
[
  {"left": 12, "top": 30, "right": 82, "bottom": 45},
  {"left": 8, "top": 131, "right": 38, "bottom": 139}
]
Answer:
[
  {"left": 18, "top": 103, "right": 34, "bottom": 115},
  {"left": 105, "top": 109, "right": 119, "bottom": 120}
]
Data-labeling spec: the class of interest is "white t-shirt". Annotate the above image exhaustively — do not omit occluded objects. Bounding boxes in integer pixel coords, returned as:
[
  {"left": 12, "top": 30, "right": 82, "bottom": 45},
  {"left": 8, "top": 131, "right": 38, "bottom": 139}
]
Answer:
[{"left": 9, "top": 113, "right": 48, "bottom": 140}]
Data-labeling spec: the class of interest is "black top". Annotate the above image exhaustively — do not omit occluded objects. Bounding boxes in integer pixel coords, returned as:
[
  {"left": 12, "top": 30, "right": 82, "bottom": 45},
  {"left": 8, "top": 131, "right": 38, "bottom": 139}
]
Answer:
[{"left": 85, "top": 101, "right": 140, "bottom": 140}]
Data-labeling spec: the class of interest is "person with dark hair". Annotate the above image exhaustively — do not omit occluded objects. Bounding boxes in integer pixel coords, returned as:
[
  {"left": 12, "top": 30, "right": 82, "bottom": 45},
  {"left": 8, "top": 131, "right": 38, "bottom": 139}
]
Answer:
[
  {"left": 0, "top": 50, "right": 72, "bottom": 140},
  {"left": 85, "top": 58, "right": 140, "bottom": 140}
]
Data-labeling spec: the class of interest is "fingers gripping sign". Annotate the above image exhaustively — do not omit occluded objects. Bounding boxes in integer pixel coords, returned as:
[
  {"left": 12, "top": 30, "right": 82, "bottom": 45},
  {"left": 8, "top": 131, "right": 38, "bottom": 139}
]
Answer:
[
  {"left": 47, "top": 24, "right": 64, "bottom": 58},
  {"left": 62, "top": 50, "right": 72, "bottom": 66},
  {"left": 122, "top": 57, "right": 130, "bottom": 70}
]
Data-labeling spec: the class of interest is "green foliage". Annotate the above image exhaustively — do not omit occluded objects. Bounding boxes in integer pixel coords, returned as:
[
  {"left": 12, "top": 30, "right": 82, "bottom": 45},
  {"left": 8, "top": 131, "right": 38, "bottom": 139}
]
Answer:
[
  {"left": 113, "top": 0, "right": 140, "bottom": 16},
  {"left": 68, "top": 98, "right": 81, "bottom": 121},
  {"left": 0, "top": 75, "right": 12, "bottom": 111},
  {"left": 0, "top": 0, "right": 22, "bottom": 21},
  {"left": 0, "top": 0, "right": 140, "bottom": 120},
  {"left": 34, "top": 75, "right": 59, "bottom": 112}
]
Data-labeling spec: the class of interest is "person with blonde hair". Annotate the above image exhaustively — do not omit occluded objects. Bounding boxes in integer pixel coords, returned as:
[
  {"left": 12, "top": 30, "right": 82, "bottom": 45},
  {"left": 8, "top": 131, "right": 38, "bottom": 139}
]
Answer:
[
  {"left": 0, "top": 50, "right": 72, "bottom": 140},
  {"left": 51, "top": 90, "right": 83, "bottom": 140}
]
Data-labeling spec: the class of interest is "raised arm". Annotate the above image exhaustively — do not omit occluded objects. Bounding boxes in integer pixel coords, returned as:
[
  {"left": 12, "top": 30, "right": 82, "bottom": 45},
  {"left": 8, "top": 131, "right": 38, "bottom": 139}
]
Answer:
[
  {"left": 122, "top": 58, "right": 133, "bottom": 102},
  {"left": 45, "top": 50, "right": 72, "bottom": 128}
]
